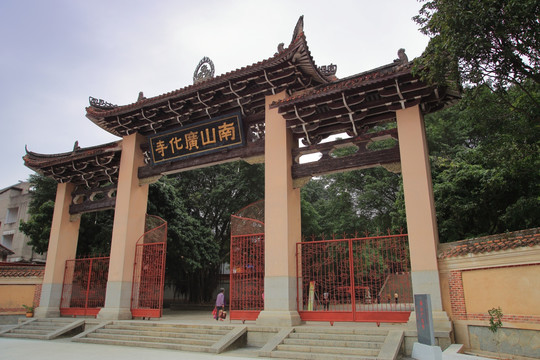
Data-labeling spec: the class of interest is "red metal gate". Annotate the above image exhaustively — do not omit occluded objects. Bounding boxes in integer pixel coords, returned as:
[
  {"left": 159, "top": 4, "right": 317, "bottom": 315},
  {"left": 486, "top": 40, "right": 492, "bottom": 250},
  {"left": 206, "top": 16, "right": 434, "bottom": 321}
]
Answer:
[
  {"left": 60, "top": 256, "right": 109, "bottom": 317},
  {"left": 131, "top": 215, "right": 167, "bottom": 318},
  {"left": 296, "top": 233, "right": 412, "bottom": 324},
  {"left": 230, "top": 200, "right": 264, "bottom": 321}
]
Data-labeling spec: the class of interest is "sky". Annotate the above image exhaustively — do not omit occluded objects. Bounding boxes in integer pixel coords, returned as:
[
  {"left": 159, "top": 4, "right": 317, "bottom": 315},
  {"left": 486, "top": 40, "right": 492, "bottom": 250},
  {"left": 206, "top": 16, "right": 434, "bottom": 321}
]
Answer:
[{"left": 0, "top": 0, "right": 430, "bottom": 190}]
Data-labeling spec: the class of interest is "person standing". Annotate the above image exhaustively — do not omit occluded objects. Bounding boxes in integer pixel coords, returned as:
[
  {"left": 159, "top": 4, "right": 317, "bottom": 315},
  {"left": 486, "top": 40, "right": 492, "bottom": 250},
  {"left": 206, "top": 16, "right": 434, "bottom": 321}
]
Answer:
[
  {"left": 215, "top": 288, "right": 225, "bottom": 321},
  {"left": 322, "top": 291, "right": 330, "bottom": 311}
]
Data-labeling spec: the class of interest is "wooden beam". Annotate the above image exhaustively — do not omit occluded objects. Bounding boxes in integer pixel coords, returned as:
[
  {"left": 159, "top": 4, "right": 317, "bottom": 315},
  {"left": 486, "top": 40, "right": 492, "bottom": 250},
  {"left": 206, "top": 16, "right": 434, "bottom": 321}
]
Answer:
[
  {"left": 292, "top": 146, "right": 401, "bottom": 179},
  {"left": 138, "top": 140, "right": 265, "bottom": 179}
]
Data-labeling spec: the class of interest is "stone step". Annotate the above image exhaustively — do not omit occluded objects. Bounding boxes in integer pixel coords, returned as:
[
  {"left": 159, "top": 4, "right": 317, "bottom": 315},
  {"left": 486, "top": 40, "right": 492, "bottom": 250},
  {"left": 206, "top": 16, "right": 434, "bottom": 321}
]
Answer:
[
  {"left": 0, "top": 332, "right": 48, "bottom": 340},
  {"left": 31, "top": 321, "right": 74, "bottom": 325},
  {"left": 283, "top": 337, "right": 382, "bottom": 349},
  {"left": 87, "top": 332, "right": 216, "bottom": 346},
  {"left": 105, "top": 323, "right": 231, "bottom": 335},
  {"left": 293, "top": 327, "right": 388, "bottom": 336},
  {"left": 76, "top": 336, "right": 211, "bottom": 353},
  {"left": 8, "top": 328, "right": 52, "bottom": 335},
  {"left": 269, "top": 350, "right": 377, "bottom": 360},
  {"left": 276, "top": 343, "right": 379, "bottom": 357},
  {"left": 95, "top": 327, "right": 222, "bottom": 340},
  {"left": 110, "top": 321, "right": 232, "bottom": 330},
  {"left": 288, "top": 332, "right": 386, "bottom": 343},
  {"left": 19, "top": 324, "right": 59, "bottom": 331}
]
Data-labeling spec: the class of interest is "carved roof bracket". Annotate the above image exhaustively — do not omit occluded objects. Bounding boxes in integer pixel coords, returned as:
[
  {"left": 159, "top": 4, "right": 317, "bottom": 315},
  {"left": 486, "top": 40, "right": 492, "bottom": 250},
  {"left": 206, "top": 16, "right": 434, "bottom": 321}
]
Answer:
[{"left": 342, "top": 92, "right": 358, "bottom": 136}]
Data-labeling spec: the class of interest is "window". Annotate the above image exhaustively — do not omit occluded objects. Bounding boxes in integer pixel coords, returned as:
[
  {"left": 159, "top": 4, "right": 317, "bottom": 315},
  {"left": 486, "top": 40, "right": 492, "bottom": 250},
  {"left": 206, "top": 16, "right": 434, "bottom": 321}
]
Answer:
[
  {"left": 5, "top": 207, "right": 18, "bottom": 224},
  {"left": 1, "top": 234, "right": 13, "bottom": 249}
]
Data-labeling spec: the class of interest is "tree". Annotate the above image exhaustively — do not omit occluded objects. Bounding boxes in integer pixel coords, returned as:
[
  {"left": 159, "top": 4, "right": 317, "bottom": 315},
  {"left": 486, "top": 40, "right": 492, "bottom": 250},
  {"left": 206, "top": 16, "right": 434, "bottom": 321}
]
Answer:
[
  {"left": 300, "top": 131, "right": 405, "bottom": 239},
  {"left": 414, "top": 0, "right": 540, "bottom": 89},
  {"left": 426, "top": 82, "right": 540, "bottom": 242},
  {"left": 20, "top": 174, "right": 115, "bottom": 256},
  {"left": 146, "top": 177, "right": 218, "bottom": 303},
  {"left": 19, "top": 174, "right": 58, "bottom": 254},
  {"left": 168, "top": 160, "right": 265, "bottom": 302},
  {"left": 301, "top": 166, "right": 403, "bottom": 238}
]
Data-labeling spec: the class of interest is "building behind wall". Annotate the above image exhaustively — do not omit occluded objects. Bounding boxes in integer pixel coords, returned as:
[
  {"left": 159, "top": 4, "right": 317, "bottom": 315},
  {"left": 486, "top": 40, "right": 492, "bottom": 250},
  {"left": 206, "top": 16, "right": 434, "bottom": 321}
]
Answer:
[{"left": 0, "top": 182, "right": 46, "bottom": 263}]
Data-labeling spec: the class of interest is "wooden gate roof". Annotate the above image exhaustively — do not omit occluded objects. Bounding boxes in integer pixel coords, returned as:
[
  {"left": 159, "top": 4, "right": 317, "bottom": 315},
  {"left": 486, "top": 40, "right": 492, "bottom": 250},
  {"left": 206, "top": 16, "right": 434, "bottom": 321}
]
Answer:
[
  {"left": 23, "top": 16, "right": 459, "bottom": 199},
  {"left": 273, "top": 60, "right": 458, "bottom": 145},
  {"left": 24, "top": 141, "right": 122, "bottom": 189}
]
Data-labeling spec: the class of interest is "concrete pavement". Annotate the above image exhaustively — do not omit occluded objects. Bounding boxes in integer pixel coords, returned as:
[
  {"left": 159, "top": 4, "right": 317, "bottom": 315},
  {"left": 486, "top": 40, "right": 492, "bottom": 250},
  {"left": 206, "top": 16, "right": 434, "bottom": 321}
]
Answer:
[
  {"left": 0, "top": 337, "right": 266, "bottom": 360},
  {"left": 0, "top": 337, "right": 497, "bottom": 360},
  {"left": 0, "top": 310, "right": 496, "bottom": 360}
]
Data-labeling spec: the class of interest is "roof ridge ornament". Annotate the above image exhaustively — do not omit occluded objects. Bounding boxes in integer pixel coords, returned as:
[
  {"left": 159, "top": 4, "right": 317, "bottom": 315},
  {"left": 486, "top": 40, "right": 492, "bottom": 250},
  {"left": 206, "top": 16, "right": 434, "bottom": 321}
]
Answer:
[
  {"left": 193, "top": 57, "right": 215, "bottom": 84},
  {"left": 318, "top": 64, "right": 337, "bottom": 77},
  {"left": 89, "top": 96, "right": 118, "bottom": 110},
  {"left": 291, "top": 15, "right": 304, "bottom": 44},
  {"left": 394, "top": 48, "right": 409, "bottom": 65}
]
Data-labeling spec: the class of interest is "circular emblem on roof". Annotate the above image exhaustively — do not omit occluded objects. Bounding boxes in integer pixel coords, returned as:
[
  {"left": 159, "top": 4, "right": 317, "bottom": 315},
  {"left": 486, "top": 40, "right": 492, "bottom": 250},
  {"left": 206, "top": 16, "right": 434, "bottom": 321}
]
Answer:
[{"left": 193, "top": 57, "right": 215, "bottom": 84}]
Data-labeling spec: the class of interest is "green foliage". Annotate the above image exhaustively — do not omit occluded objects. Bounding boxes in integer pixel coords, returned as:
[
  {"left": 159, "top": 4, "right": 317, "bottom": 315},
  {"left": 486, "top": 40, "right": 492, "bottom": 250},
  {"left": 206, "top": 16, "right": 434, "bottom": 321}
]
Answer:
[
  {"left": 147, "top": 177, "right": 218, "bottom": 303},
  {"left": 78, "top": 211, "right": 114, "bottom": 256},
  {"left": 19, "top": 174, "right": 115, "bottom": 256},
  {"left": 426, "top": 82, "right": 540, "bottom": 242},
  {"left": 160, "top": 161, "right": 264, "bottom": 302},
  {"left": 19, "top": 174, "right": 57, "bottom": 254},
  {"left": 301, "top": 166, "right": 404, "bottom": 238},
  {"left": 488, "top": 307, "right": 503, "bottom": 333},
  {"left": 414, "top": 0, "right": 540, "bottom": 89}
]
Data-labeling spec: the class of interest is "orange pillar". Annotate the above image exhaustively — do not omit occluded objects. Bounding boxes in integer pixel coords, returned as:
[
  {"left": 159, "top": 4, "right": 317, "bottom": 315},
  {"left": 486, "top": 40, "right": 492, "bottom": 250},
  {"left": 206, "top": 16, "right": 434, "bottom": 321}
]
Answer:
[
  {"left": 35, "top": 182, "right": 80, "bottom": 318},
  {"left": 396, "top": 105, "right": 449, "bottom": 328},
  {"left": 98, "top": 133, "right": 149, "bottom": 320},
  {"left": 256, "top": 91, "right": 302, "bottom": 326}
]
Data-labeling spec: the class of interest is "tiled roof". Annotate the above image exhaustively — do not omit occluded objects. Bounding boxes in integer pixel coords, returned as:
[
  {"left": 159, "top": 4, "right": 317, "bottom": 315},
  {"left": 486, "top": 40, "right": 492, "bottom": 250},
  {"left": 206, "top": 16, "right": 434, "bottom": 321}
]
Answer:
[
  {"left": 438, "top": 228, "right": 540, "bottom": 259},
  {"left": 270, "top": 61, "right": 410, "bottom": 108},
  {"left": 23, "top": 141, "right": 122, "bottom": 188},
  {"left": 0, "top": 244, "right": 14, "bottom": 256},
  {"left": 0, "top": 263, "right": 45, "bottom": 277}
]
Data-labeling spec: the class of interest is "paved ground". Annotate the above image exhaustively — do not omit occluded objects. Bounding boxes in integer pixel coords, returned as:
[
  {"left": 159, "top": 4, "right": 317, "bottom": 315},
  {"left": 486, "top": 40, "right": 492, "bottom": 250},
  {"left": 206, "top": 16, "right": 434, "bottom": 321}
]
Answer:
[
  {"left": 0, "top": 310, "right": 496, "bottom": 360},
  {"left": 0, "top": 337, "right": 266, "bottom": 360},
  {"left": 0, "top": 337, "right": 497, "bottom": 360}
]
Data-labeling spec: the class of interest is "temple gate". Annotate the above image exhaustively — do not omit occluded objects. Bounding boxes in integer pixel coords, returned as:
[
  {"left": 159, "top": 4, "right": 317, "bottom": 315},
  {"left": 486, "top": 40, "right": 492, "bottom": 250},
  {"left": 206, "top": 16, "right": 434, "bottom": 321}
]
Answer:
[{"left": 24, "top": 16, "right": 458, "bottom": 326}]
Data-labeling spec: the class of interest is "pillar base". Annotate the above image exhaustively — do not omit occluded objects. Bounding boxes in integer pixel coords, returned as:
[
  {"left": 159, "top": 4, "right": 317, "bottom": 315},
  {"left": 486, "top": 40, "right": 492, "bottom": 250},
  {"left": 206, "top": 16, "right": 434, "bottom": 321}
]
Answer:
[
  {"left": 256, "top": 310, "right": 302, "bottom": 327},
  {"left": 412, "top": 343, "right": 443, "bottom": 360},
  {"left": 34, "top": 306, "right": 60, "bottom": 319},
  {"left": 37, "top": 282, "right": 63, "bottom": 311},
  {"left": 97, "top": 307, "right": 133, "bottom": 320}
]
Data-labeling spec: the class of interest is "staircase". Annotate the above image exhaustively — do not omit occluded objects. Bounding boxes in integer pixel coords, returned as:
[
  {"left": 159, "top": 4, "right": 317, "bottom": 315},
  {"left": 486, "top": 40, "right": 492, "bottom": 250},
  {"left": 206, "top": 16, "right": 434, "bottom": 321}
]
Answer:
[
  {"left": 262, "top": 327, "right": 404, "bottom": 360},
  {"left": 0, "top": 318, "right": 85, "bottom": 340},
  {"left": 73, "top": 321, "right": 247, "bottom": 354}
]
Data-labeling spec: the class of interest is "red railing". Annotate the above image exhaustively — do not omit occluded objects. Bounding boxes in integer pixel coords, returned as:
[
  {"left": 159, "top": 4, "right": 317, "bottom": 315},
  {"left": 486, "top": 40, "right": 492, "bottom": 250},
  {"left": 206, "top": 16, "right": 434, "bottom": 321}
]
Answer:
[
  {"left": 131, "top": 215, "right": 167, "bottom": 319},
  {"left": 60, "top": 256, "right": 109, "bottom": 317},
  {"left": 229, "top": 200, "right": 265, "bottom": 322},
  {"left": 230, "top": 233, "right": 265, "bottom": 321},
  {"left": 296, "top": 233, "right": 412, "bottom": 324}
]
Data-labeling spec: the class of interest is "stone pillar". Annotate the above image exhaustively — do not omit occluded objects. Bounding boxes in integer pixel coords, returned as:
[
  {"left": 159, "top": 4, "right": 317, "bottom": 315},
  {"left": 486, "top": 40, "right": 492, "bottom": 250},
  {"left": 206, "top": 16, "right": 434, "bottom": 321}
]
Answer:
[
  {"left": 396, "top": 105, "right": 450, "bottom": 329},
  {"left": 256, "top": 91, "right": 302, "bottom": 326},
  {"left": 35, "top": 182, "right": 80, "bottom": 318},
  {"left": 98, "top": 133, "right": 149, "bottom": 320}
]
